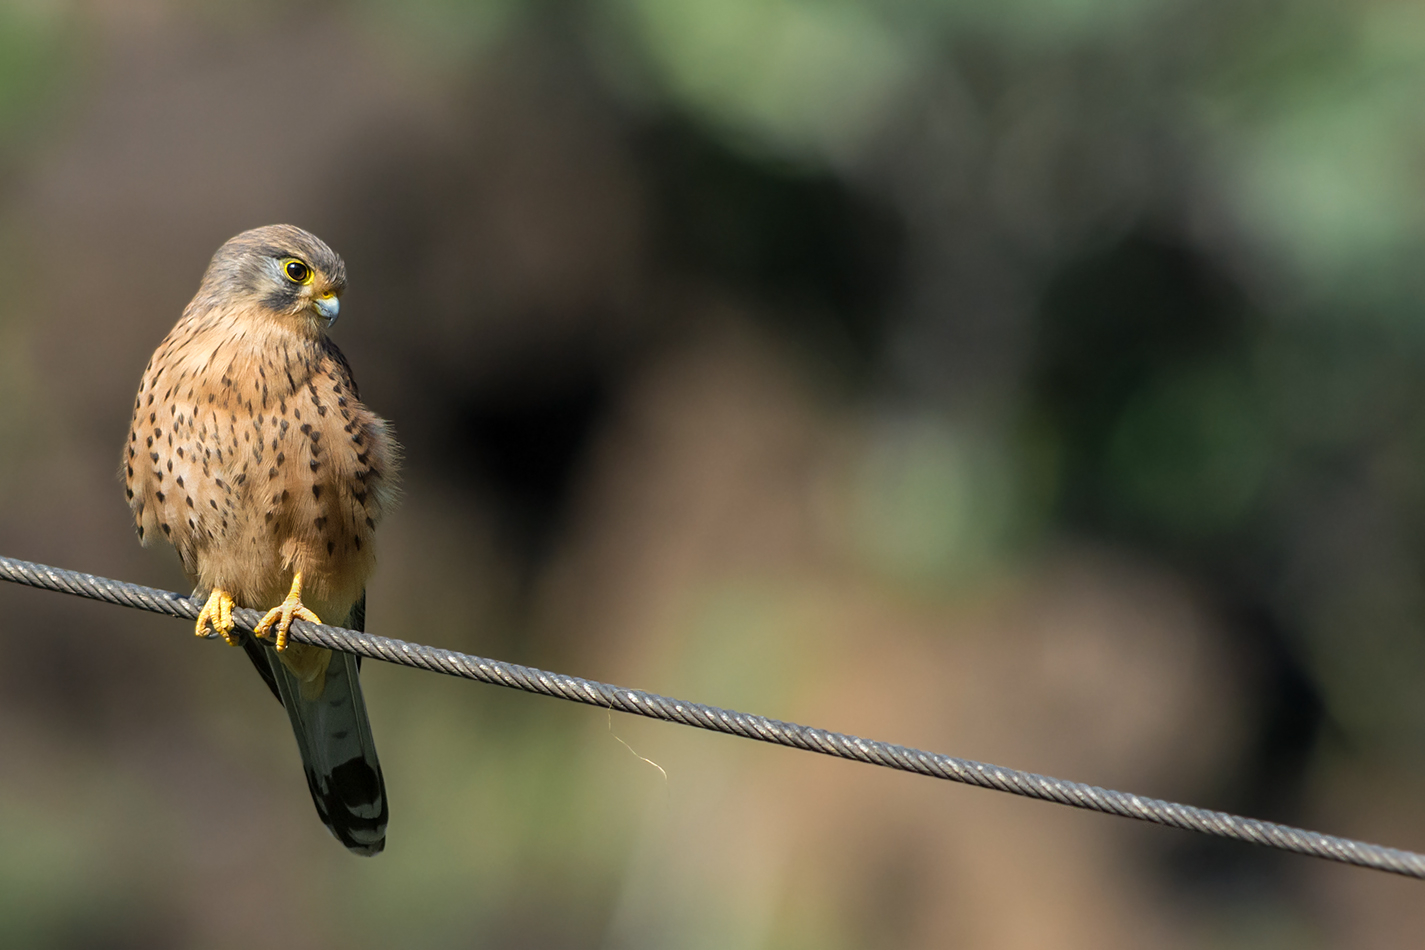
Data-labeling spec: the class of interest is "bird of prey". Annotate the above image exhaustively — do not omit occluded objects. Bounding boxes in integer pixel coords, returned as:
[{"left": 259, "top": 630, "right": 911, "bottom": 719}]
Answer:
[{"left": 123, "top": 224, "right": 398, "bottom": 854}]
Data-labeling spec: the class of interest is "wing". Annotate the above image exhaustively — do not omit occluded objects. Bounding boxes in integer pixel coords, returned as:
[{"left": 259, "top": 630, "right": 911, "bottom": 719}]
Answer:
[{"left": 244, "top": 592, "right": 388, "bottom": 855}]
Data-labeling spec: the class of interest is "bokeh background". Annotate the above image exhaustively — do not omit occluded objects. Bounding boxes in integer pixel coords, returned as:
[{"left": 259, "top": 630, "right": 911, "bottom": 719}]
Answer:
[{"left": 2, "top": 0, "right": 1425, "bottom": 946}]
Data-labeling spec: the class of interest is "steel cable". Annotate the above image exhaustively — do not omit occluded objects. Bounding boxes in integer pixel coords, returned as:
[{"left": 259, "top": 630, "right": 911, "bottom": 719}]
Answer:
[{"left": 2, "top": 552, "right": 1422, "bottom": 879}]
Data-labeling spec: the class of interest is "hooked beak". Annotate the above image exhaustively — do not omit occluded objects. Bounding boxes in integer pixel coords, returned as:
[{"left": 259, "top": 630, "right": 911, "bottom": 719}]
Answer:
[{"left": 314, "top": 292, "right": 340, "bottom": 327}]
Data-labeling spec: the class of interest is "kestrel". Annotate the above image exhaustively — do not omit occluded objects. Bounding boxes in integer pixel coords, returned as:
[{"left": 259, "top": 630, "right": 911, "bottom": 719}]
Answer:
[{"left": 123, "top": 225, "right": 398, "bottom": 855}]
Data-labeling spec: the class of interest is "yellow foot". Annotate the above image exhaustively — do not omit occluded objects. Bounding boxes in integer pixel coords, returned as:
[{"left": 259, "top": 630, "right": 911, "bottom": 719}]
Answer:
[
  {"left": 253, "top": 571, "right": 320, "bottom": 652},
  {"left": 195, "top": 588, "right": 239, "bottom": 645}
]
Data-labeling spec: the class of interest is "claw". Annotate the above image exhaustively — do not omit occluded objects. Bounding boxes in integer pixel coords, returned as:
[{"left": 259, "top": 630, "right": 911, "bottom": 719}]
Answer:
[
  {"left": 254, "top": 571, "right": 320, "bottom": 652},
  {"left": 196, "top": 588, "right": 239, "bottom": 645}
]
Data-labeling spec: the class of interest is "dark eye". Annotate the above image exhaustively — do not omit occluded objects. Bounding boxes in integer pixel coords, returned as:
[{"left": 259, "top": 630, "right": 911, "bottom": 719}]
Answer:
[{"left": 284, "top": 260, "right": 311, "bottom": 283}]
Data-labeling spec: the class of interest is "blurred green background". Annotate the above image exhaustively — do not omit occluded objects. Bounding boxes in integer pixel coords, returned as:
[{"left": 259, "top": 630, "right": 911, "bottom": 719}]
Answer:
[{"left": 2, "top": 0, "right": 1425, "bottom": 946}]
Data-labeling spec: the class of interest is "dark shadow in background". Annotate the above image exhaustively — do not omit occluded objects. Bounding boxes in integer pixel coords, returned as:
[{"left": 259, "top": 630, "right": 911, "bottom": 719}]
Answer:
[
  {"left": 353, "top": 113, "right": 906, "bottom": 600},
  {"left": 446, "top": 356, "right": 616, "bottom": 581},
  {"left": 636, "top": 117, "right": 904, "bottom": 388},
  {"left": 1030, "top": 230, "right": 1327, "bottom": 894}
]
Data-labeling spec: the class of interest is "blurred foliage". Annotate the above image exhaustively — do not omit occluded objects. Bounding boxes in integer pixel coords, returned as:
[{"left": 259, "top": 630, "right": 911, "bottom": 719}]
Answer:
[
  {"left": 0, "top": 4, "right": 70, "bottom": 143},
  {"left": 843, "top": 418, "right": 1029, "bottom": 587},
  {"left": 355, "top": 0, "right": 525, "bottom": 65},
  {"left": 599, "top": 0, "right": 919, "bottom": 161}
]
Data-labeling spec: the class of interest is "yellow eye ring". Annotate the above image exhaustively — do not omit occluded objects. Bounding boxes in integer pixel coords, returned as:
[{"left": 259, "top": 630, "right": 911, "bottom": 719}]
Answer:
[{"left": 283, "top": 259, "right": 313, "bottom": 284}]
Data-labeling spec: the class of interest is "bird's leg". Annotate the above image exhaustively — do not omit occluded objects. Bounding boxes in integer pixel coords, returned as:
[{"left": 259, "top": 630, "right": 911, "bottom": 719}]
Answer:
[
  {"left": 254, "top": 571, "right": 321, "bottom": 652},
  {"left": 195, "top": 588, "right": 239, "bottom": 645}
]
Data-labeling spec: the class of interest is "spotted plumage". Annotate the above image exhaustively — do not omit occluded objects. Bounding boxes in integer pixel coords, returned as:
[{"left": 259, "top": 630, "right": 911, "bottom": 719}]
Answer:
[{"left": 124, "top": 224, "right": 398, "bottom": 854}]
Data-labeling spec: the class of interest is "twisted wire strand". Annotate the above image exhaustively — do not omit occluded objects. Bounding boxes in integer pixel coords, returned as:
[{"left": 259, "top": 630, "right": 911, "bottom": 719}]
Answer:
[{"left": 2, "top": 552, "right": 1422, "bottom": 879}]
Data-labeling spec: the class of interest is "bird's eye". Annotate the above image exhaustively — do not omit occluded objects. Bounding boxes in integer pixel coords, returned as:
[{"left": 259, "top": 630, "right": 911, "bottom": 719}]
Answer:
[{"left": 284, "top": 260, "right": 312, "bottom": 283}]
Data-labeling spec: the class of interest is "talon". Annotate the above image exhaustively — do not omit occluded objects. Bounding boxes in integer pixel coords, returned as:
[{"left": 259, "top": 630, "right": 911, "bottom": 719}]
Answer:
[
  {"left": 254, "top": 571, "right": 320, "bottom": 652},
  {"left": 196, "top": 588, "right": 239, "bottom": 645}
]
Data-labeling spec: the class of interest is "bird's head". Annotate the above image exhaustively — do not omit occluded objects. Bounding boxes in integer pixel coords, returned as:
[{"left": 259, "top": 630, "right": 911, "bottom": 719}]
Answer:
[{"left": 196, "top": 224, "right": 348, "bottom": 333}]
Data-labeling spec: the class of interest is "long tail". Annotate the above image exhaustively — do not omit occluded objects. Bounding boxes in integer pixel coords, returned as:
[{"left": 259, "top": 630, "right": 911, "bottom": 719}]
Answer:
[{"left": 242, "top": 594, "right": 388, "bottom": 855}]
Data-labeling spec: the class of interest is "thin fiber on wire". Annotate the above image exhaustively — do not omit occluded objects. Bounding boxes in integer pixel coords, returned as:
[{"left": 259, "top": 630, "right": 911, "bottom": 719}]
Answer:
[{"left": 2, "top": 553, "right": 1422, "bottom": 880}]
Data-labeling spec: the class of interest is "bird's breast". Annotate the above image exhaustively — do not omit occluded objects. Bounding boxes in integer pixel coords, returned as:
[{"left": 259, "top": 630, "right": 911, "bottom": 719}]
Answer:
[{"left": 126, "top": 320, "right": 397, "bottom": 611}]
